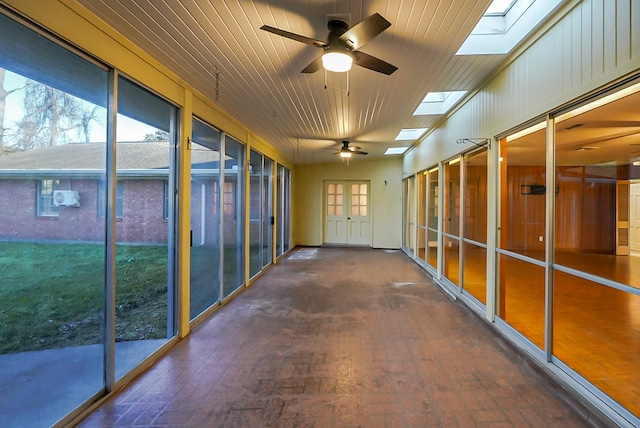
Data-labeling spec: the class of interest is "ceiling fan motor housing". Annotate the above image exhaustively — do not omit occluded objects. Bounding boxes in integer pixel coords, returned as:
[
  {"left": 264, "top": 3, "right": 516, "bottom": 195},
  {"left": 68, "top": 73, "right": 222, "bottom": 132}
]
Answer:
[{"left": 327, "top": 19, "right": 350, "bottom": 47}]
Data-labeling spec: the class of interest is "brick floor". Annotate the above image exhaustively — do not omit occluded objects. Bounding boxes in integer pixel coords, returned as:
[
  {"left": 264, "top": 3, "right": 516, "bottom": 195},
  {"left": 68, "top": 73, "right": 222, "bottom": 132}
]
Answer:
[{"left": 78, "top": 247, "right": 594, "bottom": 427}]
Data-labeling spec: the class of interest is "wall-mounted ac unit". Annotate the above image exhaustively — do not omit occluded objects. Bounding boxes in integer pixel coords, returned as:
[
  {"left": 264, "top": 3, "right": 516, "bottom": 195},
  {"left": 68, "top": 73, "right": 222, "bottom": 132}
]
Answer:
[{"left": 53, "top": 190, "right": 80, "bottom": 207}]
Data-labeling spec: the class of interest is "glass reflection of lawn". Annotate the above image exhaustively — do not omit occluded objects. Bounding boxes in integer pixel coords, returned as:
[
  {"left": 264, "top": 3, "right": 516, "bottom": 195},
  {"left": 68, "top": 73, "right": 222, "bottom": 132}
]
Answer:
[
  {"left": 0, "top": 241, "right": 168, "bottom": 354},
  {"left": 189, "top": 245, "right": 246, "bottom": 319}
]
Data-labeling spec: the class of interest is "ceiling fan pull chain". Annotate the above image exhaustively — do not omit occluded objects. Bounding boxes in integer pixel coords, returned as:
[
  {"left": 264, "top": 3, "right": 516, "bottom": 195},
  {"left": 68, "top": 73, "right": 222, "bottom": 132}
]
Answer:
[
  {"left": 347, "top": 70, "right": 350, "bottom": 96},
  {"left": 324, "top": 68, "right": 327, "bottom": 89}
]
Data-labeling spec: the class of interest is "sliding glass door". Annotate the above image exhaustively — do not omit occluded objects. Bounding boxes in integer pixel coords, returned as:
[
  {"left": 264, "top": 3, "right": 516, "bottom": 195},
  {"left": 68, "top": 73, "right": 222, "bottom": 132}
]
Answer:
[
  {"left": 189, "top": 118, "right": 221, "bottom": 319},
  {"left": 249, "top": 149, "right": 273, "bottom": 278},
  {"left": 276, "top": 164, "right": 291, "bottom": 257},
  {"left": 223, "top": 136, "right": 245, "bottom": 297},
  {"left": 0, "top": 13, "right": 108, "bottom": 426},
  {"left": 114, "top": 77, "right": 178, "bottom": 379}
]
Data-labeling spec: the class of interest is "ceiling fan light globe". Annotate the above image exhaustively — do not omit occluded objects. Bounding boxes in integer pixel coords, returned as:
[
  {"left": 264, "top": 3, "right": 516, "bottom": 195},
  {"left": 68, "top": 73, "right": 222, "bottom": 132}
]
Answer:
[
  {"left": 322, "top": 52, "right": 353, "bottom": 72},
  {"left": 339, "top": 151, "right": 352, "bottom": 158}
]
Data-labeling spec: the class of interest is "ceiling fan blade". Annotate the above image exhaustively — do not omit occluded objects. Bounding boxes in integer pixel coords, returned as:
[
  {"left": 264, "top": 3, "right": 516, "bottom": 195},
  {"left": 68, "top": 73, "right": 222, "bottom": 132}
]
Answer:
[
  {"left": 260, "top": 25, "right": 327, "bottom": 47},
  {"left": 301, "top": 56, "right": 323, "bottom": 73},
  {"left": 352, "top": 51, "right": 398, "bottom": 75},
  {"left": 352, "top": 150, "right": 368, "bottom": 155},
  {"left": 339, "top": 13, "right": 391, "bottom": 50}
]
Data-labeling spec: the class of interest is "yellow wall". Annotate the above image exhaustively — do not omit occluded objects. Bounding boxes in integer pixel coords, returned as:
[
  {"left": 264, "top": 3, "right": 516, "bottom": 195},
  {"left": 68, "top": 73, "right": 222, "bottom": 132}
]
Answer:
[{"left": 294, "top": 158, "right": 403, "bottom": 248}]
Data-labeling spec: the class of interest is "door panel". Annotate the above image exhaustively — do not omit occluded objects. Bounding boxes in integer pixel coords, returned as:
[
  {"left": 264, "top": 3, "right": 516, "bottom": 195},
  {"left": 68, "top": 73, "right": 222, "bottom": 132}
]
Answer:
[
  {"left": 348, "top": 182, "right": 370, "bottom": 245},
  {"left": 324, "top": 182, "right": 346, "bottom": 244}
]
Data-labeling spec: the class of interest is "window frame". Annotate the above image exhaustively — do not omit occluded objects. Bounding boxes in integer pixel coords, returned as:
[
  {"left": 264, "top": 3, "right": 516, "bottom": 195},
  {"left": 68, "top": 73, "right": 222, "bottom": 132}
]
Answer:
[{"left": 37, "top": 179, "right": 60, "bottom": 217}]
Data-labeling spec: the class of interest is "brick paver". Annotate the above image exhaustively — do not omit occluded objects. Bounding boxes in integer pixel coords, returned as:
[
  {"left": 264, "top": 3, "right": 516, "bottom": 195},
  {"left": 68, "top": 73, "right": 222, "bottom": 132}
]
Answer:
[{"left": 79, "top": 247, "right": 594, "bottom": 427}]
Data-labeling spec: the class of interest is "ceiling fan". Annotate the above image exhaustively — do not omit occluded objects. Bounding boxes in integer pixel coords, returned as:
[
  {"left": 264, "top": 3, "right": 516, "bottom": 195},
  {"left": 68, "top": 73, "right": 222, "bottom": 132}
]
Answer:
[
  {"left": 334, "top": 141, "right": 368, "bottom": 158},
  {"left": 260, "top": 13, "right": 397, "bottom": 75}
]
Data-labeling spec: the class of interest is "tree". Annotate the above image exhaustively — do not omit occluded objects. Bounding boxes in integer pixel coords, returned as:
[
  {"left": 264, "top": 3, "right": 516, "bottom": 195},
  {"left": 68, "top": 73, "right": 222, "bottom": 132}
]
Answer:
[
  {"left": 143, "top": 130, "right": 169, "bottom": 141},
  {"left": 77, "top": 106, "right": 102, "bottom": 143},
  {"left": 6, "top": 78, "right": 102, "bottom": 151},
  {"left": 0, "top": 68, "right": 24, "bottom": 152}
]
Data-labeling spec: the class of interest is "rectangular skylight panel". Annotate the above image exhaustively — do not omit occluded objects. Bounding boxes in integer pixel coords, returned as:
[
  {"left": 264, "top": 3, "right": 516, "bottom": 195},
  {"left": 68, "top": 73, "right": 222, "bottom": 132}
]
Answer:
[
  {"left": 485, "top": 0, "right": 517, "bottom": 15},
  {"left": 384, "top": 147, "right": 409, "bottom": 155},
  {"left": 414, "top": 91, "right": 467, "bottom": 115},
  {"left": 395, "top": 128, "right": 428, "bottom": 140}
]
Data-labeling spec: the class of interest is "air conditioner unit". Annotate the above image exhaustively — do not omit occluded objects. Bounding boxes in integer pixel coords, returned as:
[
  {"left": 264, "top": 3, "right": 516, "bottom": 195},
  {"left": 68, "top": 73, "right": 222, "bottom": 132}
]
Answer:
[{"left": 53, "top": 190, "right": 80, "bottom": 207}]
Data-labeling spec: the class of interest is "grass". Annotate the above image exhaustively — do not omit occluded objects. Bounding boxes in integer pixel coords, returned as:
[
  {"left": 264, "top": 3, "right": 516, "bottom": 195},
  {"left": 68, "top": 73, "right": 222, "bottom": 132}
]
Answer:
[{"left": 0, "top": 241, "right": 168, "bottom": 354}]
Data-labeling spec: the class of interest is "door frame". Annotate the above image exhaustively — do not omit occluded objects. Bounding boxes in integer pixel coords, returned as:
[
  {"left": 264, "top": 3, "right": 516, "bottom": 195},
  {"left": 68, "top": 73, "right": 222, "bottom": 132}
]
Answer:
[{"left": 322, "top": 179, "right": 372, "bottom": 246}]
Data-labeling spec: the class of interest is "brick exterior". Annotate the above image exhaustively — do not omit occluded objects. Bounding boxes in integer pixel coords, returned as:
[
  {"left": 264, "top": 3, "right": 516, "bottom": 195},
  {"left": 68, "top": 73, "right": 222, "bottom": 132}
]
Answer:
[{"left": 0, "top": 178, "right": 169, "bottom": 244}]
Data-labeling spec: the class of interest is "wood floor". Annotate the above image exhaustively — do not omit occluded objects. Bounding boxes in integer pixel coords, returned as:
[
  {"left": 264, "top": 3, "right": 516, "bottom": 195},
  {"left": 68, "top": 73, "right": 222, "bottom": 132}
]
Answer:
[{"left": 418, "top": 245, "right": 640, "bottom": 418}]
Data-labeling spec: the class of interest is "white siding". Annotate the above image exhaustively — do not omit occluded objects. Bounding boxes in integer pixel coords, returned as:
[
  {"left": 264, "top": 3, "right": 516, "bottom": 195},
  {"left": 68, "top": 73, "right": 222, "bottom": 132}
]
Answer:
[{"left": 404, "top": 0, "right": 640, "bottom": 174}]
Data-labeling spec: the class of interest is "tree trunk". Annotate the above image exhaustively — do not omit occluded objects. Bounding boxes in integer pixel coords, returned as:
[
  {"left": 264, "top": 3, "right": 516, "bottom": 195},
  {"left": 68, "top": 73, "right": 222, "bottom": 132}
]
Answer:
[{"left": 0, "top": 68, "right": 7, "bottom": 149}]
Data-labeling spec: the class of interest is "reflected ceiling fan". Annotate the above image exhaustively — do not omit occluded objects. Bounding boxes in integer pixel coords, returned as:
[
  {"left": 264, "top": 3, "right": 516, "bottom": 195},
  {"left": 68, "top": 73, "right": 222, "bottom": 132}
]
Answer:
[
  {"left": 334, "top": 141, "right": 368, "bottom": 158},
  {"left": 260, "top": 13, "right": 397, "bottom": 75}
]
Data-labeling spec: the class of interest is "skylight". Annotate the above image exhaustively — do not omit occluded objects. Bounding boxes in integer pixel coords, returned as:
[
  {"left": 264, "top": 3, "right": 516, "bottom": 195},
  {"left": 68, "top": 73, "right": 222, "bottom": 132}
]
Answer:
[
  {"left": 395, "top": 128, "right": 428, "bottom": 141},
  {"left": 413, "top": 91, "right": 467, "bottom": 115},
  {"left": 456, "top": 0, "right": 563, "bottom": 55},
  {"left": 485, "top": 0, "right": 517, "bottom": 15},
  {"left": 384, "top": 147, "right": 409, "bottom": 155}
]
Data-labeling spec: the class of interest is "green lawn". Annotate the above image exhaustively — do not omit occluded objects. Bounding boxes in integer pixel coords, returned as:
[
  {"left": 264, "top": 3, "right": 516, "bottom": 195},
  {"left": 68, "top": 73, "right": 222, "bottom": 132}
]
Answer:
[{"left": 0, "top": 241, "right": 168, "bottom": 354}]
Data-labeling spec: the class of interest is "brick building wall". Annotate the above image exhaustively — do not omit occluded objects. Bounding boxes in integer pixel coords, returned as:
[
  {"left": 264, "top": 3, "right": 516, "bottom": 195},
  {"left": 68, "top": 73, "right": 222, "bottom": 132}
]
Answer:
[{"left": 0, "top": 177, "right": 169, "bottom": 244}]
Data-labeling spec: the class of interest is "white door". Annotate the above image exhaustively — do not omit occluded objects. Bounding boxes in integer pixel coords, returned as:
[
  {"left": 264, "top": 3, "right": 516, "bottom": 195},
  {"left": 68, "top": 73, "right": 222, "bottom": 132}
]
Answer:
[
  {"left": 324, "top": 181, "right": 347, "bottom": 244},
  {"left": 324, "top": 181, "right": 371, "bottom": 245},
  {"left": 631, "top": 182, "right": 640, "bottom": 252}
]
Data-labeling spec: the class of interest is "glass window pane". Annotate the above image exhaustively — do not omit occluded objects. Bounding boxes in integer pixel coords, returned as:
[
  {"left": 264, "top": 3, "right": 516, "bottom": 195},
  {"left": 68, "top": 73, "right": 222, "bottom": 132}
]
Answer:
[
  {"left": 190, "top": 117, "right": 221, "bottom": 320},
  {"left": 115, "top": 76, "right": 175, "bottom": 379},
  {"left": 328, "top": 183, "right": 335, "bottom": 194},
  {"left": 336, "top": 184, "right": 343, "bottom": 194},
  {"left": 327, "top": 206, "right": 335, "bottom": 216},
  {"left": 418, "top": 172, "right": 427, "bottom": 227},
  {"left": 417, "top": 227, "right": 427, "bottom": 262},
  {"left": 443, "top": 236, "right": 459, "bottom": 285},
  {"left": 359, "top": 195, "right": 367, "bottom": 206},
  {"left": 427, "top": 229, "right": 438, "bottom": 269},
  {"left": 360, "top": 206, "right": 367, "bottom": 216},
  {"left": 497, "top": 254, "right": 545, "bottom": 349},
  {"left": 554, "top": 86, "right": 640, "bottom": 290},
  {"left": 328, "top": 195, "right": 335, "bottom": 206},
  {"left": 336, "top": 206, "right": 343, "bottom": 216},
  {"left": 360, "top": 184, "right": 367, "bottom": 194},
  {"left": 499, "top": 126, "right": 546, "bottom": 261},
  {"left": 428, "top": 169, "right": 438, "bottom": 230},
  {"left": 249, "top": 150, "right": 262, "bottom": 278},
  {"left": 351, "top": 206, "right": 358, "bottom": 216},
  {"left": 404, "top": 176, "right": 416, "bottom": 253},
  {"left": 261, "top": 156, "right": 273, "bottom": 269},
  {"left": 351, "top": 183, "right": 358, "bottom": 194},
  {"left": 351, "top": 195, "right": 358, "bottom": 206},
  {"left": 464, "top": 150, "right": 488, "bottom": 243},
  {"left": 444, "top": 161, "right": 460, "bottom": 236},
  {"left": 336, "top": 195, "right": 343, "bottom": 206},
  {"left": 276, "top": 164, "right": 290, "bottom": 257},
  {"left": 223, "top": 136, "right": 245, "bottom": 297},
  {"left": 0, "top": 12, "right": 108, "bottom": 425},
  {"left": 463, "top": 243, "right": 486, "bottom": 304},
  {"left": 38, "top": 179, "right": 60, "bottom": 216},
  {"left": 553, "top": 271, "right": 640, "bottom": 416}
]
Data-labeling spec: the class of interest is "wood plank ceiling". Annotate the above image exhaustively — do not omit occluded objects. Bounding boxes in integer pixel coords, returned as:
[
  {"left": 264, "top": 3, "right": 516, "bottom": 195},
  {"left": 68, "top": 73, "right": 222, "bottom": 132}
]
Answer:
[{"left": 74, "top": 0, "right": 506, "bottom": 164}]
